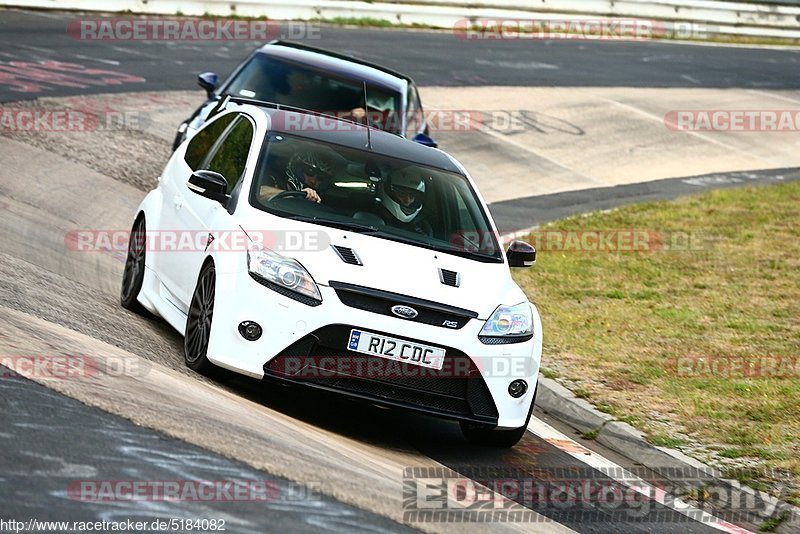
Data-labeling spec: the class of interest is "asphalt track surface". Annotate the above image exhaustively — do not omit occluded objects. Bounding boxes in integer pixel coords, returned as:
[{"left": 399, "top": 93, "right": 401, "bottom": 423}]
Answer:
[
  {"left": 0, "top": 373, "right": 414, "bottom": 533},
  {"left": 2, "top": 8, "right": 797, "bottom": 533},
  {"left": 1, "top": 9, "right": 800, "bottom": 104}
]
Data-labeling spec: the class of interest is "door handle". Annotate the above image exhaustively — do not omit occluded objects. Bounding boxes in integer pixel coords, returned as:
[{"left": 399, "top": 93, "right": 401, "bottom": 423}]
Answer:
[{"left": 173, "top": 195, "right": 184, "bottom": 210}]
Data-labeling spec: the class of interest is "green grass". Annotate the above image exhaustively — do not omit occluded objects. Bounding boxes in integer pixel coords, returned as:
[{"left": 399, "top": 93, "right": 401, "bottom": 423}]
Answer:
[
  {"left": 760, "top": 510, "right": 790, "bottom": 532},
  {"left": 649, "top": 433, "right": 687, "bottom": 448},
  {"left": 514, "top": 181, "right": 800, "bottom": 494},
  {"left": 582, "top": 429, "right": 599, "bottom": 440},
  {"left": 540, "top": 367, "right": 560, "bottom": 379}
]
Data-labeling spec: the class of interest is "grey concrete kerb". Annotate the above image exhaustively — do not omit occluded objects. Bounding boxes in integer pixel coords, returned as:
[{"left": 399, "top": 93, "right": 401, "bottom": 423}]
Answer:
[{"left": 535, "top": 374, "right": 800, "bottom": 530}]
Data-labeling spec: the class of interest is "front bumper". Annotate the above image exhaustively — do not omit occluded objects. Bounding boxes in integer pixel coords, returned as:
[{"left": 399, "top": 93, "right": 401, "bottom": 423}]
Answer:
[
  {"left": 263, "top": 324, "right": 499, "bottom": 426},
  {"left": 207, "top": 269, "right": 542, "bottom": 429}
]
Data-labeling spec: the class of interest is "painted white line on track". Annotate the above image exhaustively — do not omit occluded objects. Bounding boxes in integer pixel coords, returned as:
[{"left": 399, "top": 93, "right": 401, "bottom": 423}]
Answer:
[
  {"left": 596, "top": 96, "right": 781, "bottom": 167},
  {"left": 0, "top": 41, "right": 53, "bottom": 54},
  {"left": 526, "top": 417, "right": 755, "bottom": 533},
  {"left": 744, "top": 89, "right": 800, "bottom": 105},
  {"left": 74, "top": 54, "right": 121, "bottom": 66},
  {"left": 110, "top": 46, "right": 162, "bottom": 60},
  {"left": 425, "top": 104, "right": 607, "bottom": 187}
]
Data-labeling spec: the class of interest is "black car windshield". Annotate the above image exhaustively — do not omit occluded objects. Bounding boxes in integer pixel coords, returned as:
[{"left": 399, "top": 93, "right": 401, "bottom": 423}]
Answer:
[
  {"left": 249, "top": 134, "right": 502, "bottom": 262},
  {"left": 225, "top": 53, "right": 403, "bottom": 134}
]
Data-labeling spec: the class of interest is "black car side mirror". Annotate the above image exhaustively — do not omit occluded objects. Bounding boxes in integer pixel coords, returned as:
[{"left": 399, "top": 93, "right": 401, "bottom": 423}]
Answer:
[
  {"left": 506, "top": 240, "right": 536, "bottom": 268},
  {"left": 197, "top": 72, "right": 219, "bottom": 98},
  {"left": 188, "top": 170, "right": 229, "bottom": 207},
  {"left": 412, "top": 133, "right": 438, "bottom": 148}
]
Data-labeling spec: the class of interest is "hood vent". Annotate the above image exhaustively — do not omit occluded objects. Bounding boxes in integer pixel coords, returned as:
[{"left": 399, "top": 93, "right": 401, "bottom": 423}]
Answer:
[
  {"left": 332, "top": 245, "right": 362, "bottom": 266},
  {"left": 439, "top": 268, "right": 460, "bottom": 287}
]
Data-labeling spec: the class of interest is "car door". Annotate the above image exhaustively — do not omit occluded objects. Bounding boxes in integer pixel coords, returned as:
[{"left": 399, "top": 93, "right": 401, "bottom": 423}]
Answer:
[{"left": 159, "top": 112, "right": 254, "bottom": 310}]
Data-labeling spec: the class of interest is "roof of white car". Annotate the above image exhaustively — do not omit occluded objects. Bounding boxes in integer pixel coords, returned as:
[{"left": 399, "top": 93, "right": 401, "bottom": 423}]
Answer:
[{"left": 240, "top": 104, "right": 460, "bottom": 173}]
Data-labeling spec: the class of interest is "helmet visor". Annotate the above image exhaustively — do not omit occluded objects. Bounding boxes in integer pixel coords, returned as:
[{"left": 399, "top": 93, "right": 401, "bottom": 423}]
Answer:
[
  {"left": 388, "top": 184, "right": 424, "bottom": 213},
  {"left": 299, "top": 161, "right": 332, "bottom": 186}
]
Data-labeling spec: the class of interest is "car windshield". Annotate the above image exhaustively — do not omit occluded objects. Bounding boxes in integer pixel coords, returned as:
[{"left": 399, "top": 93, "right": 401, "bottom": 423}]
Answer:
[
  {"left": 249, "top": 133, "right": 502, "bottom": 262},
  {"left": 225, "top": 53, "right": 403, "bottom": 134}
]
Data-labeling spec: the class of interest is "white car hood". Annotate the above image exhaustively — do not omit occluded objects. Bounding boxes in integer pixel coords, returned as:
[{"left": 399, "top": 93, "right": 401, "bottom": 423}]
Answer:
[{"left": 242, "top": 218, "right": 526, "bottom": 319}]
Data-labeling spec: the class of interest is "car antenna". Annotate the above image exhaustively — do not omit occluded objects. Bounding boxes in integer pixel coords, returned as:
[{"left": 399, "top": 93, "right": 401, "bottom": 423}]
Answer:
[{"left": 363, "top": 80, "right": 372, "bottom": 150}]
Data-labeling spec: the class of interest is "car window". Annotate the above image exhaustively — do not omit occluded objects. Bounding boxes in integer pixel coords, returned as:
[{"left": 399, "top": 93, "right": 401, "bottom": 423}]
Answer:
[
  {"left": 205, "top": 116, "right": 254, "bottom": 193},
  {"left": 184, "top": 113, "right": 236, "bottom": 170},
  {"left": 249, "top": 133, "right": 502, "bottom": 262},
  {"left": 224, "top": 54, "right": 403, "bottom": 134},
  {"left": 405, "top": 85, "right": 422, "bottom": 138}
]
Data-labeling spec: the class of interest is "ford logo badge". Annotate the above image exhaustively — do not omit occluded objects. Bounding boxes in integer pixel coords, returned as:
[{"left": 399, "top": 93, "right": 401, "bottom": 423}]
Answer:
[{"left": 391, "top": 305, "right": 418, "bottom": 319}]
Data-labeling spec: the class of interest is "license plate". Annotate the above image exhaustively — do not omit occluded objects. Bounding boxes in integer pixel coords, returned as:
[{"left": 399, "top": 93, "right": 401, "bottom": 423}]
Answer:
[{"left": 347, "top": 329, "right": 445, "bottom": 370}]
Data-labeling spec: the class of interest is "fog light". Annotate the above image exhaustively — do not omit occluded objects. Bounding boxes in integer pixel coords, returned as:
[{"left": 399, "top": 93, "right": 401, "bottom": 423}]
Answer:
[
  {"left": 238, "top": 321, "right": 262, "bottom": 341},
  {"left": 508, "top": 379, "right": 528, "bottom": 398}
]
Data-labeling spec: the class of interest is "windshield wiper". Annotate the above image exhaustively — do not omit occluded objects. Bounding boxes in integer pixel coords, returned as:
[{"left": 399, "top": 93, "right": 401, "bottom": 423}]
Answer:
[{"left": 287, "top": 215, "right": 380, "bottom": 234}]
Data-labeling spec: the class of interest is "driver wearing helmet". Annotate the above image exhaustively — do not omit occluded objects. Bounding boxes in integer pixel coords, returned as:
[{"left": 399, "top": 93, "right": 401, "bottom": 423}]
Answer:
[
  {"left": 259, "top": 145, "right": 334, "bottom": 203},
  {"left": 283, "top": 148, "right": 336, "bottom": 203},
  {"left": 379, "top": 167, "right": 432, "bottom": 235}
]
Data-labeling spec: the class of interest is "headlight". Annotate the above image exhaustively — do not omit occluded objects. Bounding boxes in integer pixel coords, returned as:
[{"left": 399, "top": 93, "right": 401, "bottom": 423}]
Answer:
[
  {"left": 247, "top": 243, "right": 322, "bottom": 304},
  {"left": 479, "top": 302, "right": 533, "bottom": 340}
]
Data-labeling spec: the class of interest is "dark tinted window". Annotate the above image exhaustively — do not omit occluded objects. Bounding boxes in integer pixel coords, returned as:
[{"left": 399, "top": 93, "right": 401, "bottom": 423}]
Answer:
[
  {"left": 206, "top": 117, "right": 254, "bottom": 193},
  {"left": 250, "top": 134, "right": 501, "bottom": 262},
  {"left": 225, "top": 54, "right": 403, "bottom": 134},
  {"left": 184, "top": 113, "right": 236, "bottom": 170},
  {"left": 405, "top": 85, "right": 422, "bottom": 138}
]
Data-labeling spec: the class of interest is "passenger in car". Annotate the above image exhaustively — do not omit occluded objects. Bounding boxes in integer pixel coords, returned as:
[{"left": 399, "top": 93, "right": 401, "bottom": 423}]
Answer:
[{"left": 378, "top": 167, "right": 433, "bottom": 236}]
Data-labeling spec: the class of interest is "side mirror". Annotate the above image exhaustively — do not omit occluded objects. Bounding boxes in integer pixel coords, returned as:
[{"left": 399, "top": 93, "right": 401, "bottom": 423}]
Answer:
[
  {"left": 506, "top": 240, "right": 536, "bottom": 268},
  {"left": 412, "top": 133, "right": 438, "bottom": 148},
  {"left": 188, "top": 170, "right": 229, "bottom": 207},
  {"left": 197, "top": 72, "right": 219, "bottom": 98}
]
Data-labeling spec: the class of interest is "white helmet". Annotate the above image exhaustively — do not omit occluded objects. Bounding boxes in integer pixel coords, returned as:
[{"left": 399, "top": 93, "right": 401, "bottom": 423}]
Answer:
[{"left": 380, "top": 167, "right": 426, "bottom": 223}]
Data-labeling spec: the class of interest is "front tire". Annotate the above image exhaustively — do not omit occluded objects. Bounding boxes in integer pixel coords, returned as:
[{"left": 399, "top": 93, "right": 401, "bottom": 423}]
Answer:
[
  {"left": 120, "top": 215, "right": 147, "bottom": 314},
  {"left": 460, "top": 386, "right": 537, "bottom": 447},
  {"left": 184, "top": 262, "right": 218, "bottom": 375}
]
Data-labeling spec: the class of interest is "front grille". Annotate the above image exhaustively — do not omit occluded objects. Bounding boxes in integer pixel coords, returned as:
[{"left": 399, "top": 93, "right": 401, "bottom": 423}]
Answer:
[
  {"left": 264, "top": 324, "right": 498, "bottom": 424},
  {"left": 331, "top": 245, "right": 362, "bottom": 266},
  {"left": 249, "top": 272, "right": 322, "bottom": 307},
  {"left": 478, "top": 334, "right": 534, "bottom": 345},
  {"left": 439, "top": 268, "right": 460, "bottom": 287},
  {"left": 330, "top": 281, "right": 477, "bottom": 330}
]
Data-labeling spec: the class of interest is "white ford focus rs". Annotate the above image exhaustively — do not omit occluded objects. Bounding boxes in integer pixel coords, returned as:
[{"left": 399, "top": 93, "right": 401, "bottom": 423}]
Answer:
[{"left": 122, "top": 100, "right": 542, "bottom": 447}]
